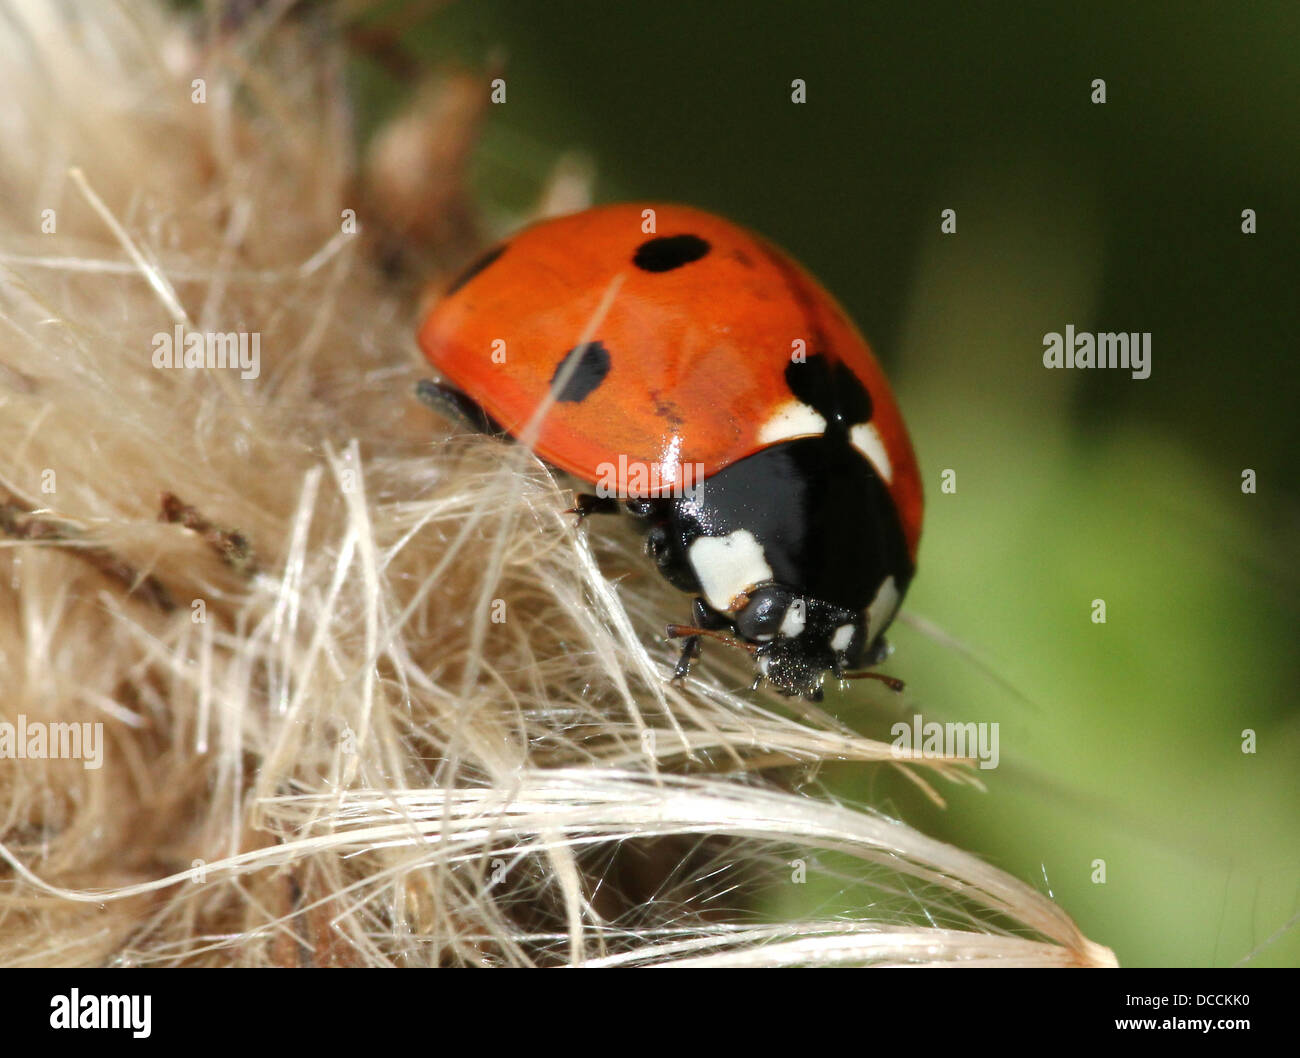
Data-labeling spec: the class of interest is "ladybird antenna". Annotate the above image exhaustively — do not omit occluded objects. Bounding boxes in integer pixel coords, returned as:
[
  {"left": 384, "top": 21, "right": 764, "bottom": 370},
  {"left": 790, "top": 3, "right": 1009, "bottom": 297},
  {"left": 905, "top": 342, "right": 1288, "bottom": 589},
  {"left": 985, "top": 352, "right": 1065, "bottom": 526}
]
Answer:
[
  {"left": 665, "top": 623, "right": 758, "bottom": 656},
  {"left": 839, "top": 671, "right": 906, "bottom": 693}
]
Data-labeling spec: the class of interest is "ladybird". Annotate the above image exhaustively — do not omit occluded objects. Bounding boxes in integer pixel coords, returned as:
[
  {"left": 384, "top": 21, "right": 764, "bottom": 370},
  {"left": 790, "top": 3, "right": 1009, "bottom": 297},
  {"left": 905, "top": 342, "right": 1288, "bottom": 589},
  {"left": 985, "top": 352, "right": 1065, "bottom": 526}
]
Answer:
[{"left": 417, "top": 204, "right": 922, "bottom": 701}]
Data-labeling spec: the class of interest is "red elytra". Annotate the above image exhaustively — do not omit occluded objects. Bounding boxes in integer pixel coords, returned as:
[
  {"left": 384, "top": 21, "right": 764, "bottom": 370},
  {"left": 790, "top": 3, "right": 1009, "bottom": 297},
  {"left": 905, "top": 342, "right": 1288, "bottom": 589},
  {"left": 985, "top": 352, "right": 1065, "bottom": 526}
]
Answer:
[{"left": 418, "top": 203, "right": 921, "bottom": 563}]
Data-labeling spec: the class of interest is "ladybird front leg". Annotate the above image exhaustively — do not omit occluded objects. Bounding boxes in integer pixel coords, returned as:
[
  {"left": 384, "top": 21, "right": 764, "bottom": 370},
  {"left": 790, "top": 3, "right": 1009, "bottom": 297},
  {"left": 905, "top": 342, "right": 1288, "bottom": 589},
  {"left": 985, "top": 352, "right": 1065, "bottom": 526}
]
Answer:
[
  {"left": 667, "top": 597, "right": 731, "bottom": 683},
  {"left": 670, "top": 634, "right": 702, "bottom": 682}
]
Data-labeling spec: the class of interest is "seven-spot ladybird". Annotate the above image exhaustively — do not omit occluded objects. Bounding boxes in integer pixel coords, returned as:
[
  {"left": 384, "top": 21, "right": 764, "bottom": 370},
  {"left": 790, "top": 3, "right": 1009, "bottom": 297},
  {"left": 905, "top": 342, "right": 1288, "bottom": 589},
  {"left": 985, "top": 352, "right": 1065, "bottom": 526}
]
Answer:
[{"left": 417, "top": 204, "right": 922, "bottom": 701}]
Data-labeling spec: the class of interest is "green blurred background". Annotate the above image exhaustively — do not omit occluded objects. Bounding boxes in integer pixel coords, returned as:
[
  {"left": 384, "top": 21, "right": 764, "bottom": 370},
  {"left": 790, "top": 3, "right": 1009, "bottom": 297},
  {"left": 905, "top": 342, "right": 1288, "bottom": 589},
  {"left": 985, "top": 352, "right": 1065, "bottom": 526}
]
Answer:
[{"left": 364, "top": 0, "right": 1299, "bottom": 966}]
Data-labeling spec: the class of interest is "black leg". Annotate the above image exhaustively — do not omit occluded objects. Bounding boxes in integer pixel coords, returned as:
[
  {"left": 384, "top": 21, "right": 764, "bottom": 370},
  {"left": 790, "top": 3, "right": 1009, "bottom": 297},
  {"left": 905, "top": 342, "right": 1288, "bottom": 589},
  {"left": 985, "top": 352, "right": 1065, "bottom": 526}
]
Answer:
[
  {"left": 623, "top": 497, "right": 659, "bottom": 519},
  {"left": 416, "top": 379, "right": 506, "bottom": 437},
  {"left": 644, "top": 522, "right": 701, "bottom": 594},
  {"left": 566, "top": 493, "right": 622, "bottom": 521},
  {"left": 669, "top": 598, "right": 732, "bottom": 683},
  {"left": 673, "top": 635, "right": 702, "bottom": 681}
]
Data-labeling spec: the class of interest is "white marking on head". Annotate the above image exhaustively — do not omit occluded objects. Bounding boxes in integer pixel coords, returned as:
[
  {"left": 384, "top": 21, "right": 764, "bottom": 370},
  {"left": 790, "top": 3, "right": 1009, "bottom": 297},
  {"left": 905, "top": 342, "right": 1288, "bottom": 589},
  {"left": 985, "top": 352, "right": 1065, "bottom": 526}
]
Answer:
[
  {"left": 865, "top": 575, "right": 900, "bottom": 646},
  {"left": 758, "top": 400, "right": 827, "bottom": 446},
  {"left": 779, "top": 601, "right": 806, "bottom": 638},
  {"left": 850, "top": 422, "right": 893, "bottom": 484},
  {"left": 830, "top": 623, "right": 856, "bottom": 654},
  {"left": 688, "top": 530, "right": 774, "bottom": 613}
]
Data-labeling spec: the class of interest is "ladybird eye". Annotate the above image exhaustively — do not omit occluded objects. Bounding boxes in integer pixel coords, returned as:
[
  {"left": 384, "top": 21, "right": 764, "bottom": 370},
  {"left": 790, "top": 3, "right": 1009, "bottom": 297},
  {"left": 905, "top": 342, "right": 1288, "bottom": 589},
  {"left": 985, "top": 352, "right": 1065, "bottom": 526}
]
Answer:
[{"left": 735, "top": 589, "right": 788, "bottom": 641}]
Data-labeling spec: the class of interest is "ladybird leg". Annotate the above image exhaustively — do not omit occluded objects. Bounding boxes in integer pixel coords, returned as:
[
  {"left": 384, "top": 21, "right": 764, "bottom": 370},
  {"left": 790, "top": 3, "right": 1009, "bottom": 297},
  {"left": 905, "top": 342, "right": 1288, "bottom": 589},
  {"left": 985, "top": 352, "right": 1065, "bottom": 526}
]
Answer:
[
  {"left": 644, "top": 522, "right": 700, "bottom": 594},
  {"left": 668, "top": 598, "right": 731, "bottom": 682},
  {"left": 623, "top": 497, "right": 663, "bottom": 520},
  {"left": 415, "top": 379, "right": 506, "bottom": 437},
  {"left": 672, "top": 636, "right": 702, "bottom": 681},
  {"left": 566, "top": 493, "right": 621, "bottom": 521}
]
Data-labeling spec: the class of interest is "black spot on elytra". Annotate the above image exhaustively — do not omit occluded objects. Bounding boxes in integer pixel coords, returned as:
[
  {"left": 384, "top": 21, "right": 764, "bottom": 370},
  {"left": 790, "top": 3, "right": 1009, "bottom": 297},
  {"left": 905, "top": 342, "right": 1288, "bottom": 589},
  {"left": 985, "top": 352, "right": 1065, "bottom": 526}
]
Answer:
[
  {"left": 445, "top": 244, "right": 506, "bottom": 295},
  {"left": 784, "top": 353, "right": 872, "bottom": 430},
  {"left": 633, "top": 234, "right": 711, "bottom": 273},
  {"left": 550, "top": 341, "right": 612, "bottom": 402}
]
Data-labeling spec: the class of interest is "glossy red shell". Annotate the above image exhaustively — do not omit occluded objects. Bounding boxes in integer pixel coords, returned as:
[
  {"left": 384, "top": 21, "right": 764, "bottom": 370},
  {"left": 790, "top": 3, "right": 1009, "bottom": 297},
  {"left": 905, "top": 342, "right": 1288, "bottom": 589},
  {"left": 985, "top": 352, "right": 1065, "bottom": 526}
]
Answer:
[{"left": 418, "top": 203, "right": 922, "bottom": 562}]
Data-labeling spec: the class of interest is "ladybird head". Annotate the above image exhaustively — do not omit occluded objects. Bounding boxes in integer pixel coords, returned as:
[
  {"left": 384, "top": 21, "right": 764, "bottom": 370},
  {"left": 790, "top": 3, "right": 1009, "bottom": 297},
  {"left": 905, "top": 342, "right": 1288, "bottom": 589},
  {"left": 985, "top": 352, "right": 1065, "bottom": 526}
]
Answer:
[{"left": 734, "top": 586, "right": 872, "bottom": 701}]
